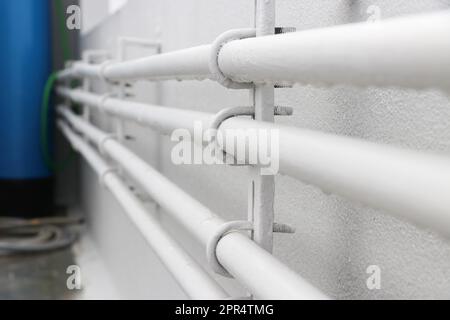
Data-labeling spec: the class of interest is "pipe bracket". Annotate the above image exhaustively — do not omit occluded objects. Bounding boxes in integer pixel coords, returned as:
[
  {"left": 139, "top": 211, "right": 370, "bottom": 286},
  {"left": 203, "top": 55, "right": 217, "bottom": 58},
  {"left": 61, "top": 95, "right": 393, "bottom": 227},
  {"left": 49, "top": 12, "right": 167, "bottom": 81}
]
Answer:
[
  {"left": 208, "top": 106, "right": 254, "bottom": 166},
  {"left": 208, "top": 105, "right": 293, "bottom": 166},
  {"left": 209, "top": 28, "right": 256, "bottom": 89},
  {"left": 99, "top": 167, "right": 119, "bottom": 188},
  {"left": 98, "top": 134, "right": 118, "bottom": 156},
  {"left": 206, "top": 220, "right": 254, "bottom": 277},
  {"left": 98, "top": 93, "right": 117, "bottom": 114},
  {"left": 99, "top": 60, "right": 117, "bottom": 83}
]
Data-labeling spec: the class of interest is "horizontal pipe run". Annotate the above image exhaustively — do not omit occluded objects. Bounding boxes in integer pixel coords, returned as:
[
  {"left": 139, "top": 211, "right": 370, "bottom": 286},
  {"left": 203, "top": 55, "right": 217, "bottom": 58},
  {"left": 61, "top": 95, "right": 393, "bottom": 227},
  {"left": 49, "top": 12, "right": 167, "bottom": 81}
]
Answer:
[
  {"left": 58, "top": 45, "right": 212, "bottom": 82},
  {"left": 219, "top": 10, "right": 450, "bottom": 91},
  {"left": 58, "top": 11, "right": 450, "bottom": 91},
  {"left": 57, "top": 87, "right": 450, "bottom": 238},
  {"left": 56, "top": 87, "right": 210, "bottom": 135},
  {"left": 58, "top": 121, "right": 228, "bottom": 300},
  {"left": 58, "top": 107, "right": 328, "bottom": 300}
]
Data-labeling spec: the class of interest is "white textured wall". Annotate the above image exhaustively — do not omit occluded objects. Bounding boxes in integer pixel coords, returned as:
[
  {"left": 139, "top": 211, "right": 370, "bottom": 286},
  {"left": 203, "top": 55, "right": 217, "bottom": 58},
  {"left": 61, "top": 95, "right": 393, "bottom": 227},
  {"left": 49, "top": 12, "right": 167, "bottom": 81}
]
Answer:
[{"left": 76, "top": 0, "right": 450, "bottom": 299}]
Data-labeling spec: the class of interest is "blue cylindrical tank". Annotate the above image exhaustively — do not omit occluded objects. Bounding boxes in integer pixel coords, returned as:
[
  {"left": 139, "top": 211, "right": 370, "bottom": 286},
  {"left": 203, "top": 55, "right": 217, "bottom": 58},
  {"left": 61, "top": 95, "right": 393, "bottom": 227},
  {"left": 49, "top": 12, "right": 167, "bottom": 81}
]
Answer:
[{"left": 0, "top": 0, "right": 52, "bottom": 217}]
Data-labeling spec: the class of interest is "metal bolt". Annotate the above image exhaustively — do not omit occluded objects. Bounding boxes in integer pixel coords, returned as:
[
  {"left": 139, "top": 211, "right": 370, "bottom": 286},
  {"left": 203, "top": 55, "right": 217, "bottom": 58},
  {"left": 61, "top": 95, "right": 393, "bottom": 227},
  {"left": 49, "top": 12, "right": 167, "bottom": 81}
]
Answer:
[
  {"left": 274, "top": 106, "right": 293, "bottom": 116},
  {"left": 273, "top": 223, "right": 296, "bottom": 234},
  {"left": 274, "top": 27, "right": 297, "bottom": 35}
]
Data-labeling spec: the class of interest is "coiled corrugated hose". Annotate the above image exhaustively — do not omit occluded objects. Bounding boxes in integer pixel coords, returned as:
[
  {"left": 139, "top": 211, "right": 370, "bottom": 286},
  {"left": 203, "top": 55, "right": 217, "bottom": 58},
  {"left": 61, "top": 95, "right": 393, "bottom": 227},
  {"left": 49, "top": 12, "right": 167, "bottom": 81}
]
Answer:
[{"left": 0, "top": 216, "right": 83, "bottom": 254}]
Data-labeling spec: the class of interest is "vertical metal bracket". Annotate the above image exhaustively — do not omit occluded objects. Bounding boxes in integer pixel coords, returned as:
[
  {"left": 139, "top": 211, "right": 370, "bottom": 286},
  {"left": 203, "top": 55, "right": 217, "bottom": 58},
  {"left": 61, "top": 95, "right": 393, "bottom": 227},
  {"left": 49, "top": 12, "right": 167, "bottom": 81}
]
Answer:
[
  {"left": 81, "top": 50, "right": 111, "bottom": 123},
  {"left": 116, "top": 37, "right": 162, "bottom": 142},
  {"left": 249, "top": 0, "right": 277, "bottom": 253},
  {"left": 116, "top": 37, "right": 163, "bottom": 210}
]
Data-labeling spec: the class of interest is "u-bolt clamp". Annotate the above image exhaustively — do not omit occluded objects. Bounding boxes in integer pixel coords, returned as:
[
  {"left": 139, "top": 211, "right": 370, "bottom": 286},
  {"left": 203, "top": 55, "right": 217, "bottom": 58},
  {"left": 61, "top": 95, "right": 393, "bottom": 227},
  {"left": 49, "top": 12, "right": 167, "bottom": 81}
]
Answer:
[
  {"left": 99, "top": 166, "right": 119, "bottom": 188},
  {"left": 99, "top": 60, "right": 117, "bottom": 84},
  {"left": 207, "top": 105, "right": 294, "bottom": 165},
  {"left": 98, "top": 93, "right": 117, "bottom": 115},
  {"left": 208, "top": 106, "right": 254, "bottom": 165},
  {"left": 98, "top": 133, "right": 118, "bottom": 156},
  {"left": 209, "top": 28, "right": 256, "bottom": 89},
  {"left": 206, "top": 219, "right": 296, "bottom": 278},
  {"left": 206, "top": 220, "right": 254, "bottom": 277}
]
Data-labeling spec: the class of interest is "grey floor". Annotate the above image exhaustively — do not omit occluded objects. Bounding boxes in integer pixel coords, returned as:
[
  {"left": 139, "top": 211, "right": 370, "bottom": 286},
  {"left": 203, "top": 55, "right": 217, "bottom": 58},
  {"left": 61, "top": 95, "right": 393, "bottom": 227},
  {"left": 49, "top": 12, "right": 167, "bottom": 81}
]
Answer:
[{"left": 0, "top": 248, "right": 80, "bottom": 300}]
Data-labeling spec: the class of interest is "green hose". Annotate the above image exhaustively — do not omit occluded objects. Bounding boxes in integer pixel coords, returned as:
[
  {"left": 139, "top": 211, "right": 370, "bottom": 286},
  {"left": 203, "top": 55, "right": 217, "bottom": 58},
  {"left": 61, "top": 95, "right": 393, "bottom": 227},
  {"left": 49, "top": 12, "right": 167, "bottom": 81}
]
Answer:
[{"left": 40, "top": 0, "right": 74, "bottom": 172}]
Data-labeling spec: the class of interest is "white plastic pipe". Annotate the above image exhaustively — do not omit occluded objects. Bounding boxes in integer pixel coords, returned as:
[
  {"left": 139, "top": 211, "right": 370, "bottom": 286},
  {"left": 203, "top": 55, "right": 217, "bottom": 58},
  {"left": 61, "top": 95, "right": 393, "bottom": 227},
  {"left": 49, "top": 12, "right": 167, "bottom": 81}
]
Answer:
[
  {"left": 58, "top": 121, "right": 228, "bottom": 300},
  {"left": 58, "top": 11, "right": 450, "bottom": 91},
  {"left": 58, "top": 45, "right": 212, "bottom": 81},
  {"left": 57, "top": 87, "right": 450, "bottom": 238},
  {"left": 58, "top": 107, "right": 328, "bottom": 300},
  {"left": 219, "top": 10, "right": 450, "bottom": 91}
]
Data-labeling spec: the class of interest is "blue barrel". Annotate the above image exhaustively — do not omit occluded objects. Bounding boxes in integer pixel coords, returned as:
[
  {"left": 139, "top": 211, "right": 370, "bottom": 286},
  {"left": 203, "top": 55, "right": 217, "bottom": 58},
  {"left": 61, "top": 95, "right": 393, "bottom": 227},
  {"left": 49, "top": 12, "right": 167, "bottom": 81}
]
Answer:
[{"left": 0, "top": 0, "right": 52, "bottom": 217}]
